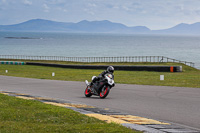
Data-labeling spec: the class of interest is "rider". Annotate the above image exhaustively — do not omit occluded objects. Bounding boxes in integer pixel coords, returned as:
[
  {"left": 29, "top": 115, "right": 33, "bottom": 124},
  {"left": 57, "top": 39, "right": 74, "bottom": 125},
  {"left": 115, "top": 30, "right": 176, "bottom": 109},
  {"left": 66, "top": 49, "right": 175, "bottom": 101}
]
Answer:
[{"left": 90, "top": 66, "right": 114, "bottom": 86}]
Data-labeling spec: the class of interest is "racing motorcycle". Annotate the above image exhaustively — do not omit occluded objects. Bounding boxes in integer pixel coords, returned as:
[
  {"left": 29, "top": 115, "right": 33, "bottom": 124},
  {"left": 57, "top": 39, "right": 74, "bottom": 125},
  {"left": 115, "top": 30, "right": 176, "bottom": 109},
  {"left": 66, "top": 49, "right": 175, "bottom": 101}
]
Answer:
[{"left": 84, "top": 73, "right": 115, "bottom": 99}]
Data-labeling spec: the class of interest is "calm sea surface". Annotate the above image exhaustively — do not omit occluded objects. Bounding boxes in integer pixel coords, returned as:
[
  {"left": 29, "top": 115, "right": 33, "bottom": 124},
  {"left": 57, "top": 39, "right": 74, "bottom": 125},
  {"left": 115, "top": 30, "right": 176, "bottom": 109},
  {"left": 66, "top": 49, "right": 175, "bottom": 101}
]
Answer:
[{"left": 0, "top": 32, "right": 200, "bottom": 69}]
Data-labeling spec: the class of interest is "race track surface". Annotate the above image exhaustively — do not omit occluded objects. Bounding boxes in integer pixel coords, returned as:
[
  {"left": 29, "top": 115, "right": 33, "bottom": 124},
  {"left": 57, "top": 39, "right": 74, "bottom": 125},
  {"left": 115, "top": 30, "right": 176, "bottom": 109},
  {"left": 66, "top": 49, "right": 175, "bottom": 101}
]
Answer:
[{"left": 0, "top": 75, "right": 200, "bottom": 131}]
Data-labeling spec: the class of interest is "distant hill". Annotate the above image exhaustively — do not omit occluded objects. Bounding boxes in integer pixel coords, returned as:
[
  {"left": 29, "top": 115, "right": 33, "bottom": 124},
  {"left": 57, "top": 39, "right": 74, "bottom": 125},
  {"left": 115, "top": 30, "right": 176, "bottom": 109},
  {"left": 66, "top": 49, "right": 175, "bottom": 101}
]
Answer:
[
  {"left": 0, "top": 19, "right": 150, "bottom": 33},
  {"left": 0, "top": 19, "right": 73, "bottom": 32},
  {"left": 154, "top": 22, "right": 200, "bottom": 35},
  {"left": 0, "top": 19, "right": 200, "bottom": 35}
]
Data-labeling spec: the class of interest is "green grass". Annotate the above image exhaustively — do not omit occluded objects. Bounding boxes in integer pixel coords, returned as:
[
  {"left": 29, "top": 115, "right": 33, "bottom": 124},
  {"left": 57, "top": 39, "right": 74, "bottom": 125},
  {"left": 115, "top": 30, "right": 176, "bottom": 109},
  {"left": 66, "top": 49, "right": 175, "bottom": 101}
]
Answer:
[
  {"left": 0, "top": 93, "right": 139, "bottom": 133},
  {"left": 0, "top": 61, "right": 200, "bottom": 88}
]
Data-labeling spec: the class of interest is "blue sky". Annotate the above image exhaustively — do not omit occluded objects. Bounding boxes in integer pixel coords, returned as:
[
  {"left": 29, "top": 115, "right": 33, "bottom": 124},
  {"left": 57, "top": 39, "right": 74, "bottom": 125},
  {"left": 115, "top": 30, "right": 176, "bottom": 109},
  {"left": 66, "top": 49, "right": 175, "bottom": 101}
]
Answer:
[{"left": 1, "top": 0, "right": 200, "bottom": 30}]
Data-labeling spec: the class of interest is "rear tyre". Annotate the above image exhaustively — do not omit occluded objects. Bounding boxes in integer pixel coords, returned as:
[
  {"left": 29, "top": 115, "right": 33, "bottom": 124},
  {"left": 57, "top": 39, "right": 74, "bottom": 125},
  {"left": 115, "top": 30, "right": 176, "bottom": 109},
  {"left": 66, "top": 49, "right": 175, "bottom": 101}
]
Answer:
[
  {"left": 84, "top": 86, "right": 92, "bottom": 97},
  {"left": 99, "top": 86, "right": 110, "bottom": 99}
]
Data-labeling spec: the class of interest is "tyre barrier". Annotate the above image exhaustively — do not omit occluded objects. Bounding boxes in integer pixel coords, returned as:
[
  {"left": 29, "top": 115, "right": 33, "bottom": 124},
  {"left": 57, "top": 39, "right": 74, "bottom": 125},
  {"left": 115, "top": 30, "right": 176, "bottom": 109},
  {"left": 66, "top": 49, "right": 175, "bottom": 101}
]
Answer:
[
  {"left": 26, "top": 62, "right": 182, "bottom": 72},
  {"left": 0, "top": 61, "right": 25, "bottom": 65}
]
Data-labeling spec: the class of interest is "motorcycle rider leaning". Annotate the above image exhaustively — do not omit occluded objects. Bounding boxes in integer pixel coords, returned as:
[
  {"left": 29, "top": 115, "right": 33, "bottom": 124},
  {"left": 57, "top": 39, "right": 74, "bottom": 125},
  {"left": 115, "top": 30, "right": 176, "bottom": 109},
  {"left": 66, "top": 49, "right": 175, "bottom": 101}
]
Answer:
[{"left": 90, "top": 66, "right": 115, "bottom": 86}]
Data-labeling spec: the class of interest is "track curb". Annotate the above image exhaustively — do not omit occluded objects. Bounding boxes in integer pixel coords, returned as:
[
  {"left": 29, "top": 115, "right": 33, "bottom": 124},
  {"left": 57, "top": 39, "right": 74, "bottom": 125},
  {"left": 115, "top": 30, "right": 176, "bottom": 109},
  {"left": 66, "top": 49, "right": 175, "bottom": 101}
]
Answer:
[{"left": 1, "top": 91, "right": 199, "bottom": 133}]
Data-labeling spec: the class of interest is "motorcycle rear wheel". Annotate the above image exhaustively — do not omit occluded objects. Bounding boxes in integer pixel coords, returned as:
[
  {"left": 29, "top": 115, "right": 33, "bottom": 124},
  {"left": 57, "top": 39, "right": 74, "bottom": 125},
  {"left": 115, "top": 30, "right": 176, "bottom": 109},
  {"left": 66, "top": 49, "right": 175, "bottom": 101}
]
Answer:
[
  {"left": 99, "top": 86, "right": 110, "bottom": 99},
  {"left": 84, "top": 86, "right": 92, "bottom": 97}
]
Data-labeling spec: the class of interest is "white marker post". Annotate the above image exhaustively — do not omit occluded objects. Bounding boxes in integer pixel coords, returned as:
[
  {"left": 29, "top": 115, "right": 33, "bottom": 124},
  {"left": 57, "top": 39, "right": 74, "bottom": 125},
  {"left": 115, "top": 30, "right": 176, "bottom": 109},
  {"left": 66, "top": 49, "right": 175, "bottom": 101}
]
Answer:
[
  {"left": 52, "top": 72, "right": 55, "bottom": 77},
  {"left": 160, "top": 75, "right": 164, "bottom": 81},
  {"left": 5, "top": 70, "right": 8, "bottom": 73}
]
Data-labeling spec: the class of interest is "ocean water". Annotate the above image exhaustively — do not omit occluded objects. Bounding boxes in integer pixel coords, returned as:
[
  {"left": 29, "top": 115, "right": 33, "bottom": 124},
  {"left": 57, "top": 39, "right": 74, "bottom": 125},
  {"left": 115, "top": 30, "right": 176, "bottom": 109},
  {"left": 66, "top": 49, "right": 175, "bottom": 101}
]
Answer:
[{"left": 0, "top": 31, "right": 200, "bottom": 69}]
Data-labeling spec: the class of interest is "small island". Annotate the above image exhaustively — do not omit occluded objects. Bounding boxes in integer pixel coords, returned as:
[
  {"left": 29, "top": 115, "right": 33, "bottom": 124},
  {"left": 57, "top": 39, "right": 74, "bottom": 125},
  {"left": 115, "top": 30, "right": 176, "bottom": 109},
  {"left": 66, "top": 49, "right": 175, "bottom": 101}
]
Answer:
[{"left": 5, "top": 37, "right": 41, "bottom": 39}]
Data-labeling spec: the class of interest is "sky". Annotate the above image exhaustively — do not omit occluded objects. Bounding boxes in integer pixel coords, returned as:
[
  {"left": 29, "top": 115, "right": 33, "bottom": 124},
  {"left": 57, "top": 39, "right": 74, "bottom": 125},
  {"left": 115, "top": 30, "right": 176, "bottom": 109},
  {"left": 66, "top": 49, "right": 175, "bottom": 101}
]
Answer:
[{"left": 1, "top": 0, "right": 200, "bottom": 30}]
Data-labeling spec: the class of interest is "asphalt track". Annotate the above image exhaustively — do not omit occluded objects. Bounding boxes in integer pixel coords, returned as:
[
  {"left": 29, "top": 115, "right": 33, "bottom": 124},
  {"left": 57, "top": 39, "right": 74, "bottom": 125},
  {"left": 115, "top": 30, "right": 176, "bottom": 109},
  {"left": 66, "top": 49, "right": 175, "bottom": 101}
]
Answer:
[{"left": 0, "top": 75, "right": 200, "bottom": 131}]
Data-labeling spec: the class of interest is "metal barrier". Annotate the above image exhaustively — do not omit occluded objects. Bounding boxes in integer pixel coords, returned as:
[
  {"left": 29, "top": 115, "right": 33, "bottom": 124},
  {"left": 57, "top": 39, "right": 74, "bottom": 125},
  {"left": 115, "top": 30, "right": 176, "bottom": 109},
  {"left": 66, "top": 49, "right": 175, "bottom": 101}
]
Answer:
[
  {"left": 26, "top": 62, "right": 183, "bottom": 72},
  {"left": 0, "top": 55, "right": 195, "bottom": 67}
]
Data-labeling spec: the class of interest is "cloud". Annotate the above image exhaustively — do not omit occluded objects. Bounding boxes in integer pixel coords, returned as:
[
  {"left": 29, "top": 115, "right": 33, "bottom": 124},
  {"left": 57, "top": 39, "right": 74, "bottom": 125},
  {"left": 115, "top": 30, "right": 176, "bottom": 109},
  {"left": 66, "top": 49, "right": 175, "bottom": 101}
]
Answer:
[
  {"left": 122, "top": 5, "right": 131, "bottom": 11},
  {"left": 43, "top": 3, "right": 50, "bottom": 12},
  {"left": 84, "top": 8, "right": 95, "bottom": 15},
  {"left": 57, "top": 7, "right": 67, "bottom": 13},
  {"left": 22, "top": 0, "right": 32, "bottom": 5},
  {"left": 88, "top": 3, "right": 96, "bottom": 7},
  {"left": 46, "top": 0, "right": 66, "bottom": 5}
]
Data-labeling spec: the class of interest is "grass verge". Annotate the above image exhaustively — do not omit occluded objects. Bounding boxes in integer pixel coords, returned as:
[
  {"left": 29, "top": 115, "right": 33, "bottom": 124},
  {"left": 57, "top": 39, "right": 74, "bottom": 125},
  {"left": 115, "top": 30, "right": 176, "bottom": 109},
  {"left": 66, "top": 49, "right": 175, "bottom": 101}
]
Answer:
[
  {"left": 0, "top": 93, "right": 139, "bottom": 133},
  {"left": 0, "top": 61, "right": 199, "bottom": 88}
]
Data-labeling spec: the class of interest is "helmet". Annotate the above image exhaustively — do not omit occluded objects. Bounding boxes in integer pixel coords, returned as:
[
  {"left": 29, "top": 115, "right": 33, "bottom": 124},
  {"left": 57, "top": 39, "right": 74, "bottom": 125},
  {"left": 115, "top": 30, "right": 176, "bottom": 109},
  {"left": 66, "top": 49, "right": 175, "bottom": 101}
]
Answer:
[{"left": 107, "top": 66, "right": 114, "bottom": 73}]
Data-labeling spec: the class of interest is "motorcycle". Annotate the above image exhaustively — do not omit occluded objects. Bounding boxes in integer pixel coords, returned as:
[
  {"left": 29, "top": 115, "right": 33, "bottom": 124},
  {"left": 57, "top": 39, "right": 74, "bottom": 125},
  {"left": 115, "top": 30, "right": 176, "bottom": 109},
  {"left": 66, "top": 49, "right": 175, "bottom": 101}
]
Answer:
[{"left": 84, "top": 73, "right": 115, "bottom": 99}]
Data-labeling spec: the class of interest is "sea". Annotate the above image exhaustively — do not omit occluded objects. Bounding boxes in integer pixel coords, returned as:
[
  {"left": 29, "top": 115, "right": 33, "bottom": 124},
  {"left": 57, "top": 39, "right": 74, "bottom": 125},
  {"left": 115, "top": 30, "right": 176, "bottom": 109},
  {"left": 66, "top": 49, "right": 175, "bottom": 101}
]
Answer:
[{"left": 0, "top": 31, "right": 200, "bottom": 69}]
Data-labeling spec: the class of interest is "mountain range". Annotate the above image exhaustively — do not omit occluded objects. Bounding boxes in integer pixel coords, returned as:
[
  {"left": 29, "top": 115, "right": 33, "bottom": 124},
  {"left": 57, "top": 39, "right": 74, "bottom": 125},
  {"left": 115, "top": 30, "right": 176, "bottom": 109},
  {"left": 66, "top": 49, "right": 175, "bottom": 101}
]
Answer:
[{"left": 0, "top": 19, "right": 200, "bottom": 35}]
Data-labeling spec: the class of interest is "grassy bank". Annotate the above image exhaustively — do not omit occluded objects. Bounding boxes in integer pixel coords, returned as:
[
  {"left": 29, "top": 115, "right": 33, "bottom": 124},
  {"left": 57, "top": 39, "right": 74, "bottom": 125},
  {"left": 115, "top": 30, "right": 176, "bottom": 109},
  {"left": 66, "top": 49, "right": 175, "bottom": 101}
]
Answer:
[
  {"left": 0, "top": 93, "right": 138, "bottom": 133},
  {"left": 0, "top": 61, "right": 199, "bottom": 88}
]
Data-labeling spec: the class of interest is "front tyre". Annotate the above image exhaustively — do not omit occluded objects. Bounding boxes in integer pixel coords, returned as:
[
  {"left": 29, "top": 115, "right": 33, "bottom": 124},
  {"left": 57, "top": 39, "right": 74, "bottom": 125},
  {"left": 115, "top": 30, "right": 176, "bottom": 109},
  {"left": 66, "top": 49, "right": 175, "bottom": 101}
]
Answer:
[
  {"left": 99, "top": 86, "right": 110, "bottom": 99},
  {"left": 84, "top": 86, "right": 92, "bottom": 97}
]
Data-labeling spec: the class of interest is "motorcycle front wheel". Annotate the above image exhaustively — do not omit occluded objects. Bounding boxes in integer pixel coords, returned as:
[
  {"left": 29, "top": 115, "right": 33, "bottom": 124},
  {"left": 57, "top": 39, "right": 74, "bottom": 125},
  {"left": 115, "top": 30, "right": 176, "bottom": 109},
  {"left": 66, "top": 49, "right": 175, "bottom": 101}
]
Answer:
[
  {"left": 84, "top": 86, "right": 92, "bottom": 97},
  {"left": 99, "top": 86, "right": 110, "bottom": 99}
]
